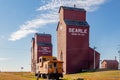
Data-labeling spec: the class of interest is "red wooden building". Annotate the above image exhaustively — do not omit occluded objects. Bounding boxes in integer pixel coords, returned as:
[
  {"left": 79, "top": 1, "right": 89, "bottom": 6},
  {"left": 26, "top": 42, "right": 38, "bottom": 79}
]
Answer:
[
  {"left": 101, "top": 60, "right": 119, "bottom": 70},
  {"left": 31, "top": 33, "right": 52, "bottom": 73},
  {"left": 57, "top": 6, "right": 100, "bottom": 74}
]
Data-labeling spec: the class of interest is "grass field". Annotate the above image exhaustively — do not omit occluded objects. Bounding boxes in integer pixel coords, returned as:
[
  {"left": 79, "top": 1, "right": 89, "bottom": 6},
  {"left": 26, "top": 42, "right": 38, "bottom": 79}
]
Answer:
[{"left": 0, "top": 70, "right": 120, "bottom": 80}]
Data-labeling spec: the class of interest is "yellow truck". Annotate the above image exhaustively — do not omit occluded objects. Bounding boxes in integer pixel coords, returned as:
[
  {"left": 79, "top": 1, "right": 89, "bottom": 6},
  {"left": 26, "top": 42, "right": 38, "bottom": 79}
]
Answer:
[{"left": 35, "top": 56, "right": 63, "bottom": 80}]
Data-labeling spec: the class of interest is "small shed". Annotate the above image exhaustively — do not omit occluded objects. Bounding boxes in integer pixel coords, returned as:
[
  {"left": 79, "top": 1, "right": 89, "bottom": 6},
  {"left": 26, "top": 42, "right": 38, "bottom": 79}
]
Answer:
[{"left": 101, "top": 60, "right": 119, "bottom": 70}]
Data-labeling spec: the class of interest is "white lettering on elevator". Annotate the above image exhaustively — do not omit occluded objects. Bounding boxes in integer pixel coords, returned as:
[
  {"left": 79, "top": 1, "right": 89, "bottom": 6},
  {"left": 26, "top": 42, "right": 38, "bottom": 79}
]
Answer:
[{"left": 69, "top": 28, "right": 87, "bottom": 36}]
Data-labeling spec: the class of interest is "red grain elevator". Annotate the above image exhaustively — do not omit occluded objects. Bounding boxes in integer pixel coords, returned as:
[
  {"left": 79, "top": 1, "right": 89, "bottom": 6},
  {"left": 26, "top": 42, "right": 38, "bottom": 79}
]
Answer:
[
  {"left": 31, "top": 33, "right": 52, "bottom": 73},
  {"left": 57, "top": 6, "right": 100, "bottom": 74}
]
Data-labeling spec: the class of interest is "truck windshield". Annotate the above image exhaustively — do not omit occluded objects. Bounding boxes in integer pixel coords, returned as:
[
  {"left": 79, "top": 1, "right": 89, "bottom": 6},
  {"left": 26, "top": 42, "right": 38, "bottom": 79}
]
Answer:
[
  {"left": 53, "top": 63, "right": 57, "bottom": 67},
  {"left": 42, "top": 58, "right": 46, "bottom": 62}
]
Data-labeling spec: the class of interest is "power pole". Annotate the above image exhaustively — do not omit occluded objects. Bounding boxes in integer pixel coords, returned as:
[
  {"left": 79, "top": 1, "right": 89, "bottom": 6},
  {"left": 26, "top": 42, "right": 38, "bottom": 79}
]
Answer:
[
  {"left": 117, "top": 45, "right": 120, "bottom": 70},
  {"left": 93, "top": 46, "right": 97, "bottom": 70},
  {"left": 118, "top": 50, "right": 120, "bottom": 70}
]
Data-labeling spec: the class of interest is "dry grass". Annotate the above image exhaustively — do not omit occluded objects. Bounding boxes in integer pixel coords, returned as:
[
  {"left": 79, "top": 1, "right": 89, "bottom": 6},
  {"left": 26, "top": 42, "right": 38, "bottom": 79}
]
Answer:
[
  {"left": 0, "top": 72, "right": 36, "bottom": 80},
  {"left": 0, "top": 70, "right": 120, "bottom": 80},
  {"left": 64, "top": 70, "right": 120, "bottom": 80}
]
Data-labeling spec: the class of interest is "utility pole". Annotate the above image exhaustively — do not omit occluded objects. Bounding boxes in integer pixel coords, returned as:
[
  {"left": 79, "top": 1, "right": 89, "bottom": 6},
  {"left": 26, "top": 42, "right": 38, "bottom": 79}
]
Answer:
[
  {"left": 117, "top": 45, "right": 120, "bottom": 70},
  {"left": 93, "top": 46, "right": 97, "bottom": 70},
  {"left": 118, "top": 50, "right": 120, "bottom": 70}
]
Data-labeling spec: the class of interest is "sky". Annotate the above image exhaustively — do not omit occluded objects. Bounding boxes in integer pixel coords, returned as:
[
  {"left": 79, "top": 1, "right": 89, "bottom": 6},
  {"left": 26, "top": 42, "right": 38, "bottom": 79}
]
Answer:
[{"left": 0, "top": 0, "right": 120, "bottom": 71}]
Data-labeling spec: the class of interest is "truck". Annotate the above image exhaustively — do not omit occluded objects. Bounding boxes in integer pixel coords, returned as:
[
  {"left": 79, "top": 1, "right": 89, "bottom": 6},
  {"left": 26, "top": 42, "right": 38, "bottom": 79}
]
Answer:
[{"left": 35, "top": 56, "right": 63, "bottom": 80}]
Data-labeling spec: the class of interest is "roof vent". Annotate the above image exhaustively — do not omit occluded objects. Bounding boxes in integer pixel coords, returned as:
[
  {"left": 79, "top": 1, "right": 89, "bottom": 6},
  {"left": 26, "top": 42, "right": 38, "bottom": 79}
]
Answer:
[
  {"left": 74, "top": 4, "right": 76, "bottom": 8},
  {"left": 115, "top": 56, "right": 117, "bottom": 60}
]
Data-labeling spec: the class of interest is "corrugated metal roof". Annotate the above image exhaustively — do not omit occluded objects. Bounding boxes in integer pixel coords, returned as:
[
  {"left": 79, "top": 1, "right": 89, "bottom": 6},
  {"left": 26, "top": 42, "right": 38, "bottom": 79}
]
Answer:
[
  {"left": 59, "top": 6, "right": 85, "bottom": 13},
  {"left": 35, "top": 33, "right": 51, "bottom": 36},
  {"left": 64, "top": 20, "right": 89, "bottom": 26},
  {"left": 102, "top": 60, "right": 119, "bottom": 64},
  {"left": 62, "top": 6, "right": 85, "bottom": 11},
  {"left": 37, "top": 42, "right": 52, "bottom": 46}
]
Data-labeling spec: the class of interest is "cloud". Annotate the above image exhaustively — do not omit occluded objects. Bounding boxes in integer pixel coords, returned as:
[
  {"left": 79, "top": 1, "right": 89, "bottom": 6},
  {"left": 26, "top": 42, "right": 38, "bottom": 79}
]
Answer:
[
  {"left": 0, "top": 58, "right": 9, "bottom": 61},
  {"left": 8, "top": 17, "right": 57, "bottom": 41},
  {"left": 9, "top": 0, "right": 107, "bottom": 41},
  {"left": 37, "top": 0, "right": 106, "bottom": 11}
]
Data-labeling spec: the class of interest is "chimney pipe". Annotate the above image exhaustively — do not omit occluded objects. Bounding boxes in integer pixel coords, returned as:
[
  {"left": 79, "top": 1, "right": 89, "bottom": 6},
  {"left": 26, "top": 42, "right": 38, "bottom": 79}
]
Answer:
[
  {"left": 74, "top": 4, "right": 76, "bottom": 8},
  {"left": 115, "top": 56, "right": 117, "bottom": 60}
]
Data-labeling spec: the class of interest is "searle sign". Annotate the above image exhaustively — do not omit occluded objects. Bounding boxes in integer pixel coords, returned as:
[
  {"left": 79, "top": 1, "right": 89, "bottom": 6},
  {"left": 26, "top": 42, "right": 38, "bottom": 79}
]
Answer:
[{"left": 68, "top": 28, "right": 87, "bottom": 36}]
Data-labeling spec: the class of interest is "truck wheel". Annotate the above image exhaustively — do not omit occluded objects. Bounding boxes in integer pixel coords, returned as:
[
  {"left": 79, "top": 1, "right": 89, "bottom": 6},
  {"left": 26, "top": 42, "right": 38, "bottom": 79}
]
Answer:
[
  {"left": 36, "top": 74, "right": 40, "bottom": 80},
  {"left": 38, "top": 74, "right": 41, "bottom": 78},
  {"left": 41, "top": 74, "right": 46, "bottom": 78},
  {"left": 37, "top": 72, "right": 41, "bottom": 78},
  {"left": 35, "top": 73, "right": 38, "bottom": 76}
]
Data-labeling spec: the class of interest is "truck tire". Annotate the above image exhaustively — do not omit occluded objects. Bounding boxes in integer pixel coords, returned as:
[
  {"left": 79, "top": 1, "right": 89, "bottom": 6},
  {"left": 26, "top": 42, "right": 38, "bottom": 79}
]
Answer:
[
  {"left": 35, "top": 73, "right": 38, "bottom": 76},
  {"left": 41, "top": 74, "right": 46, "bottom": 78}
]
